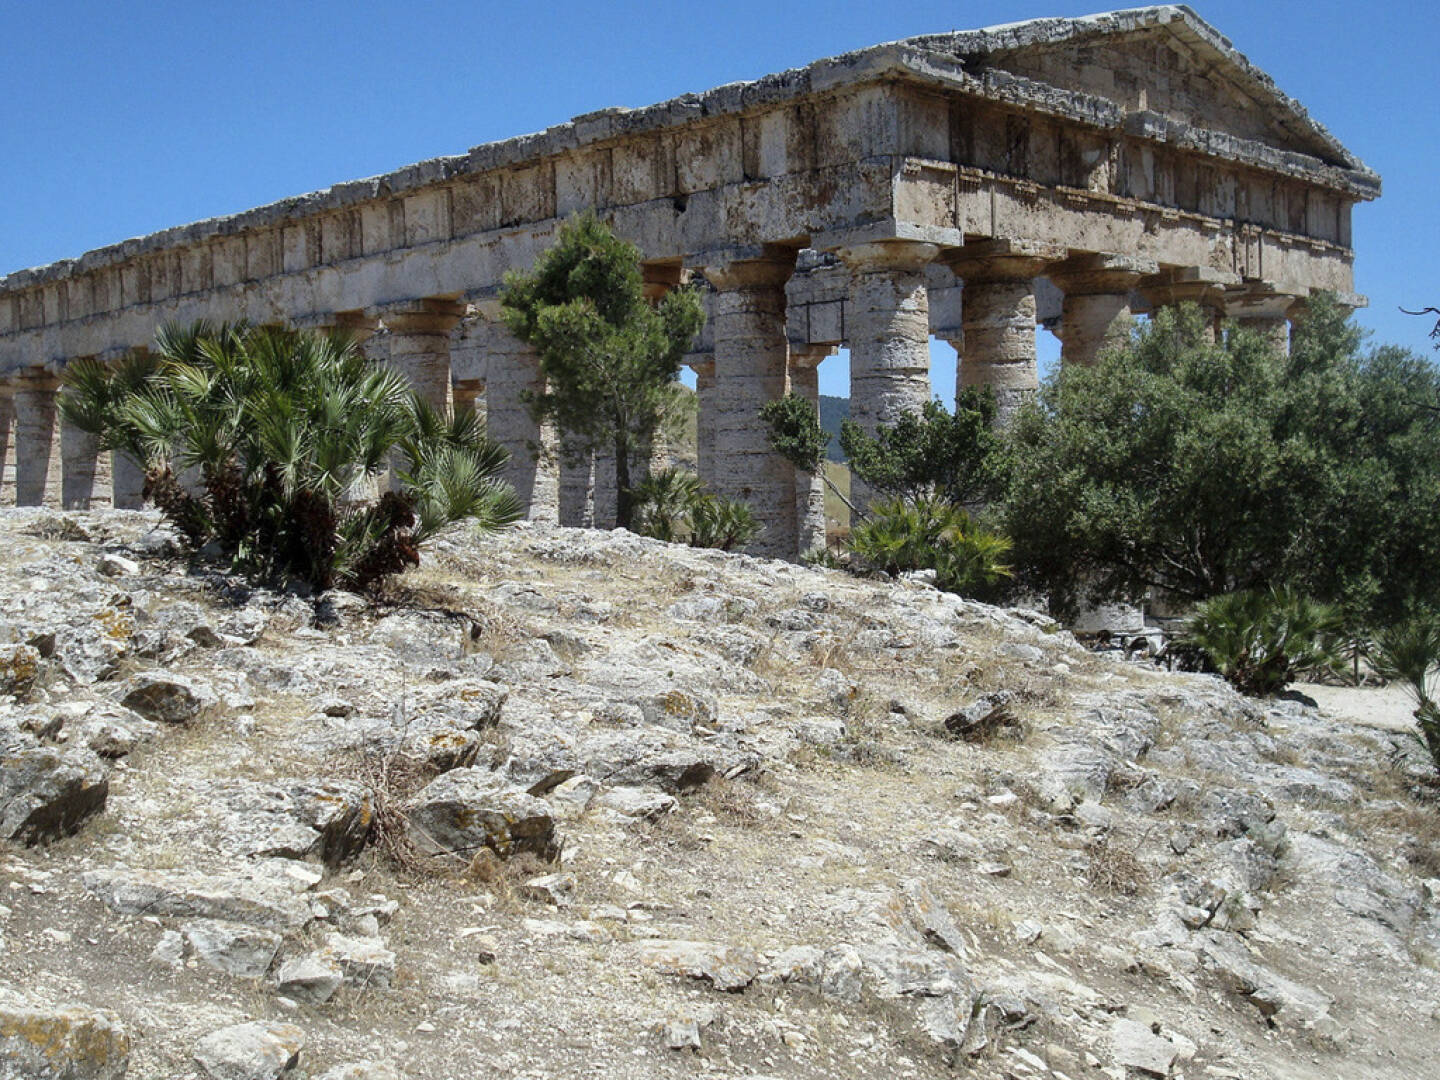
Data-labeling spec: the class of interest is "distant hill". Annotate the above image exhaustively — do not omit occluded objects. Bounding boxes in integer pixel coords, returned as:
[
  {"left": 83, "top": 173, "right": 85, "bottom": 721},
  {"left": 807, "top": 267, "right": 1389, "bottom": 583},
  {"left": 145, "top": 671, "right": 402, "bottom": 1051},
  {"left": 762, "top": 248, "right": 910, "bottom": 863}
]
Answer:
[{"left": 819, "top": 394, "right": 848, "bottom": 462}]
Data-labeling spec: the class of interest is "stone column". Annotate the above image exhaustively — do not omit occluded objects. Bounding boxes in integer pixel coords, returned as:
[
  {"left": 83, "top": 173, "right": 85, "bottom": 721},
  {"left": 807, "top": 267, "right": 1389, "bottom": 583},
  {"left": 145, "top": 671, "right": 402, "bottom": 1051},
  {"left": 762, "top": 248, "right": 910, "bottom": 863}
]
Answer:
[
  {"left": 789, "top": 345, "right": 834, "bottom": 557},
  {"left": 13, "top": 370, "right": 61, "bottom": 507},
  {"left": 93, "top": 348, "right": 148, "bottom": 510},
  {"left": 1138, "top": 267, "right": 1239, "bottom": 343},
  {"left": 945, "top": 239, "right": 1065, "bottom": 426},
  {"left": 478, "top": 310, "right": 559, "bottom": 524},
  {"left": 61, "top": 407, "right": 110, "bottom": 510},
  {"left": 701, "top": 250, "right": 798, "bottom": 559},
  {"left": 836, "top": 241, "right": 939, "bottom": 433},
  {"left": 558, "top": 436, "right": 596, "bottom": 529},
  {"left": 451, "top": 378, "right": 485, "bottom": 419},
  {"left": 687, "top": 356, "right": 717, "bottom": 490},
  {"left": 1049, "top": 254, "right": 1158, "bottom": 367},
  {"left": 1224, "top": 283, "right": 1306, "bottom": 355},
  {"left": 0, "top": 381, "right": 15, "bottom": 507},
  {"left": 382, "top": 300, "right": 465, "bottom": 412}
]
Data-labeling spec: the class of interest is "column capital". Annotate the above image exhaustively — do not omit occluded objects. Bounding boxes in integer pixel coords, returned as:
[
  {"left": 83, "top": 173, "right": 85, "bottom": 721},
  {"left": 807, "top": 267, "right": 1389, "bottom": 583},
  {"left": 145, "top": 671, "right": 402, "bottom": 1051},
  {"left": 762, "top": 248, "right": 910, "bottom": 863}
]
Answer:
[
  {"left": 641, "top": 261, "right": 685, "bottom": 303},
  {"left": 788, "top": 345, "right": 837, "bottom": 370},
  {"left": 1223, "top": 281, "right": 1308, "bottom": 321},
  {"left": 832, "top": 239, "right": 941, "bottom": 274},
  {"left": 945, "top": 238, "right": 1067, "bottom": 283},
  {"left": 12, "top": 366, "right": 61, "bottom": 392},
  {"left": 1049, "top": 253, "right": 1159, "bottom": 296},
  {"left": 378, "top": 297, "right": 467, "bottom": 334},
  {"left": 695, "top": 246, "right": 797, "bottom": 292},
  {"left": 1138, "top": 266, "right": 1240, "bottom": 309}
]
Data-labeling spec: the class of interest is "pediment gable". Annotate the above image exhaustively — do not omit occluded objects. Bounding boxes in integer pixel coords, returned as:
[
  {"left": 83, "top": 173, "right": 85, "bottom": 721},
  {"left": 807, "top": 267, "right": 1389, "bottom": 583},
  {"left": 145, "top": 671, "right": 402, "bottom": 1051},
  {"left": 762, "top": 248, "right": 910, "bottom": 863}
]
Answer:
[{"left": 905, "top": 6, "right": 1370, "bottom": 176}]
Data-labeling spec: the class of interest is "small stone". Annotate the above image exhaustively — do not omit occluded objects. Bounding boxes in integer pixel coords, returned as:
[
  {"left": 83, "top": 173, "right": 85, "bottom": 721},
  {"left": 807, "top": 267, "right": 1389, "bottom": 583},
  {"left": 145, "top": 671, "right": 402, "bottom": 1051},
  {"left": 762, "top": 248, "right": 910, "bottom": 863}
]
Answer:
[
  {"left": 150, "top": 929, "right": 185, "bottom": 968},
  {"left": 183, "top": 919, "right": 283, "bottom": 979},
  {"left": 637, "top": 939, "right": 759, "bottom": 992},
  {"left": 0, "top": 997, "right": 131, "bottom": 1079},
  {"left": 95, "top": 553, "right": 141, "bottom": 578},
  {"left": 519, "top": 873, "right": 576, "bottom": 905},
  {"left": 117, "top": 671, "right": 217, "bottom": 724},
  {"left": 314, "top": 1064, "right": 403, "bottom": 1080},
  {"left": 1111, "top": 1017, "right": 1177, "bottom": 1077},
  {"left": 193, "top": 1020, "right": 305, "bottom": 1080},
  {"left": 275, "top": 954, "right": 345, "bottom": 1005},
  {"left": 0, "top": 644, "right": 42, "bottom": 700},
  {"left": 316, "top": 933, "right": 396, "bottom": 989}
]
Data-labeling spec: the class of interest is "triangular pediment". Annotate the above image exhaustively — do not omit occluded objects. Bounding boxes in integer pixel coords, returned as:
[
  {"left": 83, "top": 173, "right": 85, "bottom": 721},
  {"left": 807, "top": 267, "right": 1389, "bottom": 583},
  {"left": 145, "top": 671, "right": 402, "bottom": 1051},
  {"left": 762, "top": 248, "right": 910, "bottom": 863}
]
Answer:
[{"left": 904, "top": 6, "right": 1369, "bottom": 175}]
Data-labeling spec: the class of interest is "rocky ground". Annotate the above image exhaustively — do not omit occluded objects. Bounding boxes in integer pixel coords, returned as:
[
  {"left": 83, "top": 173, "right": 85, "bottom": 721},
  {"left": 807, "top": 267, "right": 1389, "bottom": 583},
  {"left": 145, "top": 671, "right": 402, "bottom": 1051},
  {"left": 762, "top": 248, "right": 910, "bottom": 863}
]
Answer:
[{"left": 1, "top": 507, "right": 1438, "bottom": 1080}]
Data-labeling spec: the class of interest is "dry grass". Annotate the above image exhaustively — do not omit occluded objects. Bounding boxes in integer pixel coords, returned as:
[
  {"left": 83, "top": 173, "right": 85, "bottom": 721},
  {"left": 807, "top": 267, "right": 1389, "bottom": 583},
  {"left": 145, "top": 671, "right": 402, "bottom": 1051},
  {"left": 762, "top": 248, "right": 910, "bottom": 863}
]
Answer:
[{"left": 1085, "top": 835, "right": 1150, "bottom": 897}]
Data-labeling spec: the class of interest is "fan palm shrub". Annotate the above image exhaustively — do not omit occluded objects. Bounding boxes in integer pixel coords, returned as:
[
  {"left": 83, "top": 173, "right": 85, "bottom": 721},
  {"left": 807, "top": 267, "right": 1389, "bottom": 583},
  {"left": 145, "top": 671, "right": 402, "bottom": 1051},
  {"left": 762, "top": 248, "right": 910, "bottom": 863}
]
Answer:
[
  {"left": 1368, "top": 611, "right": 1440, "bottom": 772},
  {"left": 630, "top": 468, "right": 703, "bottom": 543},
  {"left": 847, "top": 497, "right": 1012, "bottom": 599},
  {"left": 1182, "top": 587, "right": 1344, "bottom": 696},
  {"left": 59, "top": 320, "right": 523, "bottom": 591}
]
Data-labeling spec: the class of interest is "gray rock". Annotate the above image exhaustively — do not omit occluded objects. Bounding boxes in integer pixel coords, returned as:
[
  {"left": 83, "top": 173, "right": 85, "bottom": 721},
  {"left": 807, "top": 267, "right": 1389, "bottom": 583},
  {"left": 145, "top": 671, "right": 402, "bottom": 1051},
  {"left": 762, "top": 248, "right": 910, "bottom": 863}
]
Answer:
[
  {"left": 182, "top": 919, "right": 283, "bottom": 979},
  {"left": 1197, "top": 932, "right": 1333, "bottom": 1029},
  {"left": 593, "top": 786, "right": 677, "bottom": 820},
  {"left": 1110, "top": 1017, "right": 1177, "bottom": 1077},
  {"left": 150, "top": 929, "right": 185, "bottom": 968},
  {"left": 637, "top": 939, "right": 759, "bottom": 991},
  {"left": 117, "top": 671, "right": 217, "bottom": 724},
  {"left": 0, "top": 743, "right": 109, "bottom": 844},
  {"left": 942, "top": 691, "right": 1017, "bottom": 741},
  {"left": 315, "top": 932, "right": 396, "bottom": 989},
  {"left": 0, "top": 644, "right": 41, "bottom": 700},
  {"left": 275, "top": 954, "right": 345, "bottom": 1004},
  {"left": 207, "top": 779, "right": 373, "bottom": 867},
  {"left": 406, "top": 767, "right": 557, "bottom": 860},
  {"left": 83, "top": 868, "right": 314, "bottom": 930},
  {"left": 193, "top": 1020, "right": 305, "bottom": 1080},
  {"left": 95, "top": 553, "right": 140, "bottom": 578},
  {"left": 0, "top": 996, "right": 131, "bottom": 1079}
]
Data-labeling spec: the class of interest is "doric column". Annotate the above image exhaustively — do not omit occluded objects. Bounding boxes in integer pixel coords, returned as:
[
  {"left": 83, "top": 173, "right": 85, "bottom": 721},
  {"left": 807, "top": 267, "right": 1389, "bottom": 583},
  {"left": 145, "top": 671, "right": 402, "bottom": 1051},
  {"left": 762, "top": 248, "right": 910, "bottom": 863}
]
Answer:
[
  {"left": 451, "top": 378, "right": 485, "bottom": 419},
  {"left": 835, "top": 241, "right": 939, "bottom": 433},
  {"left": 700, "top": 249, "right": 798, "bottom": 559},
  {"left": 476, "top": 307, "right": 559, "bottom": 524},
  {"left": 13, "top": 369, "right": 61, "bottom": 507},
  {"left": 97, "top": 348, "right": 147, "bottom": 509},
  {"left": 945, "top": 239, "right": 1065, "bottom": 426},
  {"left": 0, "top": 380, "right": 16, "bottom": 507},
  {"left": 1138, "top": 267, "right": 1239, "bottom": 343},
  {"left": 1224, "top": 283, "right": 1306, "bottom": 355},
  {"left": 789, "top": 345, "right": 834, "bottom": 557},
  {"left": 1049, "top": 254, "right": 1158, "bottom": 367},
  {"left": 382, "top": 300, "right": 464, "bottom": 412},
  {"left": 558, "top": 436, "right": 596, "bottom": 529},
  {"left": 687, "top": 356, "right": 717, "bottom": 490},
  {"left": 60, "top": 367, "right": 111, "bottom": 510}
]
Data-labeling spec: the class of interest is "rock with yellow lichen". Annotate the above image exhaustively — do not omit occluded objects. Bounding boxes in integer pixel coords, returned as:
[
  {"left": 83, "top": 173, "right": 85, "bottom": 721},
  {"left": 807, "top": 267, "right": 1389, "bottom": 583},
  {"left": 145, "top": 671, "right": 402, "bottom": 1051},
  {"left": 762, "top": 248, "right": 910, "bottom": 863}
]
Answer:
[{"left": 0, "top": 996, "right": 131, "bottom": 1079}]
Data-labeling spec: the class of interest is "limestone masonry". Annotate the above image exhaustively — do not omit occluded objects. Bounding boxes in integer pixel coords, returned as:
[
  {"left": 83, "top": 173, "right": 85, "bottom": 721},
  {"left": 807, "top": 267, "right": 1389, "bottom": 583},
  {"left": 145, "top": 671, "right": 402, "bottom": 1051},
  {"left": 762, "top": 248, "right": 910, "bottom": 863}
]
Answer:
[{"left": 0, "top": 6, "right": 1378, "bottom": 557}]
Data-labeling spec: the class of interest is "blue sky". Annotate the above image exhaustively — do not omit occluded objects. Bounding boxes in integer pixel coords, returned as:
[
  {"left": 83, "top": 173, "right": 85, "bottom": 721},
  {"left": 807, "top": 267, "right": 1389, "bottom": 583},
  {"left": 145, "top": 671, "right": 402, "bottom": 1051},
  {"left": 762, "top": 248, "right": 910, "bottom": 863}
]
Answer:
[{"left": 5, "top": 1, "right": 1436, "bottom": 399}]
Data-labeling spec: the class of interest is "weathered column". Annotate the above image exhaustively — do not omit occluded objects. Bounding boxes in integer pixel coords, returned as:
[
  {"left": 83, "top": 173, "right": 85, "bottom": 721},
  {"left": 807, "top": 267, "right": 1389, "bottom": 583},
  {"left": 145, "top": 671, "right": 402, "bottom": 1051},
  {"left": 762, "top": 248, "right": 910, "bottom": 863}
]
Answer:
[
  {"left": 13, "top": 370, "right": 62, "bottom": 507},
  {"left": 60, "top": 410, "right": 110, "bottom": 510},
  {"left": 0, "top": 380, "right": 15, "bottom": 507},
  {"left": 1224, "top": 283, "right": 1305, "bottom": 355},
  {"left": 836, "top": 241, "right": 939, "bottom": 432},
  {"left": 1138, "top": 267, "right": 1238, "bottom": 343},
  {"left": 789, "top": 345, "right": 834, "bottom": 557},
  {"left": 700, "top": 250, "right": 798, "bottom": 559},
  {"left": 99, "top": 348, "right": 148, "bottom": 509},
  {"left": 476, "top": 308, "right": 559, "bottom": 524},
  {"left": 687, "top": 356, "right": 717, "bottom": 490},
  {"left": 451, "top": 378, "right": 485, "bottom": 419},
  {"left": 1049, "top": 254, "right": 1158, "bottom": 366},
  {"left": 558, "top": 437, "right": 596, "bottom": 529},
  {"left": 382, "top": 300, "right": 464, "bottom": 412},
  {"left": 945, "top": 240, "right": 1064, "bottom": 426}
]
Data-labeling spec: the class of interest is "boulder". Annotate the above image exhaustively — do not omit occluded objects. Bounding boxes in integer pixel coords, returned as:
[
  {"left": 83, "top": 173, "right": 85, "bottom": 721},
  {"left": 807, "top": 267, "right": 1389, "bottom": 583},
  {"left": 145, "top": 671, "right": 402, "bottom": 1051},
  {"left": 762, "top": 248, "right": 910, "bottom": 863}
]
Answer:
[
  {"left": 117, "top": 671, "right": 216, "bottom": 724},
  {"left": 182, "top": 919, "right": 283, "bottom": 979},
  {"left": 0, "top": 644, "right": 41, "bottom": 700},
  {"left": 0, "top": 743, "right": 109, "bottom": 844},
  {"left": 83, "top": 868, "right": 313, "bottom": 931},
  {"left": 193, "top": 1021, "right": 305, "bottom": 1080},
  {"left": 406, "top": 768, "right": 557, "bottom": 860},
  {"left": 275, "top": 954, "right": 345, "bottom": 1005},
  {"left": 1110, "top": 1017, "right": 1177, "bottom": 1076},
  {"left": 0, "top": 997, "right": 131, "bottom": 1079},
  {"left": 315, "top": 933, "right": 396, "bottom": 989},
  {"left": 636, "top": 940, "right": 759, "bottom": 992}
]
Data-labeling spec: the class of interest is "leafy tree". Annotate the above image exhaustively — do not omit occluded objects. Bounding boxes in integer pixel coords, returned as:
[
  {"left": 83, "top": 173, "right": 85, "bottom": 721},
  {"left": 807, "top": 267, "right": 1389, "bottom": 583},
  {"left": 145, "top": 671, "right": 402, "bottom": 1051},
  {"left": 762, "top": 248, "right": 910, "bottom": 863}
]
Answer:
[
  {"left": 760, "top": 392, "right": 860, "bottom": 518},
  {"left": 59, "top": 321, "right": 522, "bottom": 591},
  {"left": 1182, "top": 587, "right": 1344, "bottom": 697},
  {"left": 1002, "top": 298, "right": 1440, "bottom": 624},
  {"left": 500, "top": 213, "right": 705, "bottom": 529},
  {"left": 839, "top": 389, "right": 1004, "bottom": 506}
]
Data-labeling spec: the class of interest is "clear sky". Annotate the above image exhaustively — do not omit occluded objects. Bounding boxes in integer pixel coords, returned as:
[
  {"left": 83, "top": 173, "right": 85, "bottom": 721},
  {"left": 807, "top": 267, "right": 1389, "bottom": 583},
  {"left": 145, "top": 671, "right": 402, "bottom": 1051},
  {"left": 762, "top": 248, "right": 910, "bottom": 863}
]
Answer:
[{"left": 5, "top": 0, "right": 1436, "bottom": 399}]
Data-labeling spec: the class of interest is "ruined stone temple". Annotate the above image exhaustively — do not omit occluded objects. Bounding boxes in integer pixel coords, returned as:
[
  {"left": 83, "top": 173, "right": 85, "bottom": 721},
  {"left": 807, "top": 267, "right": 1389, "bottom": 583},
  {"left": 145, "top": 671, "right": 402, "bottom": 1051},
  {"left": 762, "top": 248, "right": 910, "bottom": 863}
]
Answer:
[{"left": 0, "top": 6, "right": 1378, "bottom": 557}]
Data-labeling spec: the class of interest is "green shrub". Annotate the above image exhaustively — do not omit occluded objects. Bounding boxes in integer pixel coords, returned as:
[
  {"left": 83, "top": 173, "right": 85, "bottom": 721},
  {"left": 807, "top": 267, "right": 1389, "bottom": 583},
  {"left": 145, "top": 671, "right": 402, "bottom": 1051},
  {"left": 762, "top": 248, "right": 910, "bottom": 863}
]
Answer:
[
  {"left": 1368, "top": 611, "right": 1440, "bottom": 773},
  {"left": 848, "top": 497, "right": 1011, "bottom": 599},
  {"left": 59, "top": 321, "right": 523, "bottom": 591},
  {"left": 629, "top": 467, "right": 761, "bottom": 552},
  {"left": 1182, "top": 587, "right": 1344, "bottom": 696}
]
